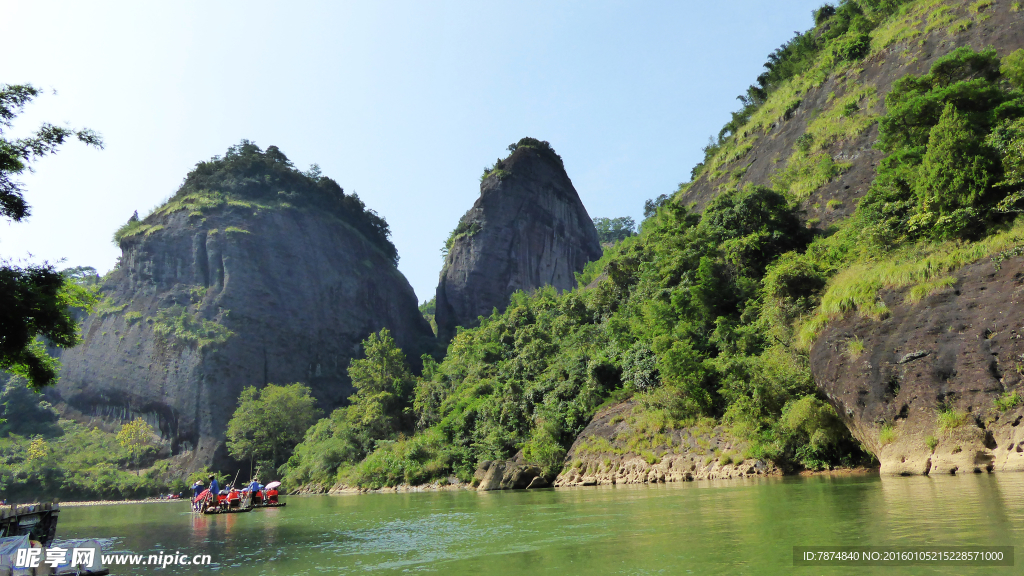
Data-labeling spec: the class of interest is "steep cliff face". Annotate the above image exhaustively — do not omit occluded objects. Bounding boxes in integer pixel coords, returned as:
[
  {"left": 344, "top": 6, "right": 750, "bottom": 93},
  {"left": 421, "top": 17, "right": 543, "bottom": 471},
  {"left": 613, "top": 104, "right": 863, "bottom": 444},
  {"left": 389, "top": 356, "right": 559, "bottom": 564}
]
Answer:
[
  {"left": 811, "top": 255, "right": 1024, "bottom": 476},
  {"left": 51, "top": 144, "right": 433, "bottom": 469},
  {"left": 435, "top": 140, "right": 603, "bottom": 342}
]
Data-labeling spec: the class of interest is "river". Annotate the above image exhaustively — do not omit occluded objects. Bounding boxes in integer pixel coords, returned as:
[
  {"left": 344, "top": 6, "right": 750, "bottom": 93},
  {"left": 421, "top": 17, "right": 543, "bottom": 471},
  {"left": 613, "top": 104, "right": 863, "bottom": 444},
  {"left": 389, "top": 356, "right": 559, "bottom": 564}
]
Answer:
[{"left": 56, "top": 473, "right": 1024, "bottom": 575}]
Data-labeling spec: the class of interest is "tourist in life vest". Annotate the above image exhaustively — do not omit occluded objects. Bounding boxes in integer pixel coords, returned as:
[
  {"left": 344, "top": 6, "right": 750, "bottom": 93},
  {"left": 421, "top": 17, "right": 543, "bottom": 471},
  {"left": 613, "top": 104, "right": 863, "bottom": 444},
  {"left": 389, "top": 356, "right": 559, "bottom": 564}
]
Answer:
[
  {"left": 227, "top": 485, "right": 241, "bottom": 508},
  {"left": 265, "top": 481, "right": 281, "bottom": 504}
]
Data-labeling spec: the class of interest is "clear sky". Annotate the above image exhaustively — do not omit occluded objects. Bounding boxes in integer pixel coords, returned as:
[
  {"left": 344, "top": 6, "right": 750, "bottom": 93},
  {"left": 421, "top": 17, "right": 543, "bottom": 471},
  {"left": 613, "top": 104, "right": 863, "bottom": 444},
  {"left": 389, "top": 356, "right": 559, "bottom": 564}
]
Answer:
[{"left": 2, "top": 0, "right": 822, "bottom": 303}]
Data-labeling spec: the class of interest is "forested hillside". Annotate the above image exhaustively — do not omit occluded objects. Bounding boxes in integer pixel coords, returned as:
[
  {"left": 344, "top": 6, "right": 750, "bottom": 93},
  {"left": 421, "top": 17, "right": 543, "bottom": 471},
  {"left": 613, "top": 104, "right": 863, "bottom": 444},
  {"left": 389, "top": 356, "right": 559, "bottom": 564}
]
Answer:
[{"left": 283, "top": 0, "right": 1024, "bottom": 489}]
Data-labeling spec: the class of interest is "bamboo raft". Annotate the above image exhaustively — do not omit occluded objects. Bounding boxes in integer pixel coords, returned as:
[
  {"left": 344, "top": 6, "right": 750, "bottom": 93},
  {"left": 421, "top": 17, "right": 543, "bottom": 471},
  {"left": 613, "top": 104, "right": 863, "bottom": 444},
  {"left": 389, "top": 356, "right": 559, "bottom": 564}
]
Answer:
[{"left": 201, "top": 505, "right": 253, "bottom": 515}]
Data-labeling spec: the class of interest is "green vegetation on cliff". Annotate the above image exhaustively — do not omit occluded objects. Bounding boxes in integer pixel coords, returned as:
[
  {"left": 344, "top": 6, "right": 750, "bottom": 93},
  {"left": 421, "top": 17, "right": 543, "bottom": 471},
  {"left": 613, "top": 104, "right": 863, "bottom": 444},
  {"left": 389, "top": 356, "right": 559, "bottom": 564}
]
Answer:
[
  {"left": 280, "top": 2, "right": 1024, "bottom": 489},
  {"left": 796, "top": 46, "right": 1024, "bottom": 341},
  {"left": 0, "top": 377, "right": 180, "bottom": 501},
  {"left": 284, "top": 183, "right": 865, "bottom": 489},
  {"left": 116, "top": 140, "right": 399, "bottom": 264}
]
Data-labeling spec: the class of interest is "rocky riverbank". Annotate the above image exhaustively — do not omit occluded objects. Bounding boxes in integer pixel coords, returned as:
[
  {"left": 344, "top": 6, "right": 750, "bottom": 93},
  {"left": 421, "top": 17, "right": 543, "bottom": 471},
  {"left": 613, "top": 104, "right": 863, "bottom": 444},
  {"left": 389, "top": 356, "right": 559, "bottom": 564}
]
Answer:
[{"left": 553, "top": 400, "right": 782, "bottom": 487}]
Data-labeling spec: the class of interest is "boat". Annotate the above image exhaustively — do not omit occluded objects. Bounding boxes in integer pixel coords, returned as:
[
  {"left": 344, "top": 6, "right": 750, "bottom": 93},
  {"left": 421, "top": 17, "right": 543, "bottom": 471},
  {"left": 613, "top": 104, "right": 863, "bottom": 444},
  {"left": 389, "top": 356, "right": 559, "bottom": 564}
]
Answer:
[
  {"left": 0, "top": 503, "right": 109, "bottom": 575},
  {"left": 0, "top": 502, "right": 59, "bottom": 546},
  {"left": 201, "top": 505, "right": 253, "bottom": 515},
  {"left": 248, "top": 481, "right": 286, "bottom": 508}
]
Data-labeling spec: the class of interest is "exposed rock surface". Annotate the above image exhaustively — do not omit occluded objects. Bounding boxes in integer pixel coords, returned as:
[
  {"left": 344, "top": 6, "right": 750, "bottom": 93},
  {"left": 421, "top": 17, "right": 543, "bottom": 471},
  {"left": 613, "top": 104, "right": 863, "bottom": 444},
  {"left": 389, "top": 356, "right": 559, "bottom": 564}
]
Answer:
[
  {"left": 554, "top": 401, "right": 779, "bottom": 487},
  {"left": 52, "top": 171, "right": 433, "bottom": 470},
  {"left": 435, "top": 142, "right": 602, "bottom": 342},
  {"left": 473, "top": 453, "right": 550, "bottom": 491},
  {"left": 811, "top": 255, "right": 1024, "bottom": 476}
]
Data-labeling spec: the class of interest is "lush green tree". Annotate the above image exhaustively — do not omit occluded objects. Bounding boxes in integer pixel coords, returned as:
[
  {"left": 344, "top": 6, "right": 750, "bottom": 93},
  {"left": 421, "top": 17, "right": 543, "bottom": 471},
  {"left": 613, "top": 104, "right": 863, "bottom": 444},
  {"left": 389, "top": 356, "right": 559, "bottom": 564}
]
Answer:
[
  {"left": 116, "top": 417, "right": 155, "bottom": 476},
  {"left": 593, "top": 217, "right": 637, "bottom": 245},
  {"left": 915, "top": 103, "right": 994, "bottom": 217},
  {"left": 226, "top": 383, "right": 321, "bottom": 472},
  {"left": 0, "top": 375, "right": 60, "bottom": 437},
  {"left": 346, "top": 328, "right": 415, "bottom": 440},
  {"left": 1001, "top": 48, "right": 1024, "bottom": 89},
  {"left": 1, "top": 84, "right": 102, "bottom": 389}
]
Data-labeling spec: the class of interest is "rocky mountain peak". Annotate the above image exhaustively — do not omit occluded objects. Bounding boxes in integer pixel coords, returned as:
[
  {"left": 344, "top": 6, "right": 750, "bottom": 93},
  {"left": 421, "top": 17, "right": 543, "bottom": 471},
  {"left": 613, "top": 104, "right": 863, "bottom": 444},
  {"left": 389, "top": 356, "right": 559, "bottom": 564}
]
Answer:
[
  {"left": 52, "top": 142, "right": 433, "bottom": 470},
  {"left": 434, "top": 138, "right": 603, "bottom": 342}
]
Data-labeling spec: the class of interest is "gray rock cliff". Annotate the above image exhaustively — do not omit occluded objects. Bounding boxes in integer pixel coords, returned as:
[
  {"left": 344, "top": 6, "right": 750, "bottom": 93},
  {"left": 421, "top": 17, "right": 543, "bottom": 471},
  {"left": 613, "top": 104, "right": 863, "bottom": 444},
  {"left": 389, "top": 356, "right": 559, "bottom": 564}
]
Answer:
[
  {"left": 50, "top": 143, "right": 434, "bottom": 469},
  {"left": 811, "top": 255, "right": 1024, "bottom": 476},
  {"left": 435, "top": 139, "right": 602, "bottom": 342}
]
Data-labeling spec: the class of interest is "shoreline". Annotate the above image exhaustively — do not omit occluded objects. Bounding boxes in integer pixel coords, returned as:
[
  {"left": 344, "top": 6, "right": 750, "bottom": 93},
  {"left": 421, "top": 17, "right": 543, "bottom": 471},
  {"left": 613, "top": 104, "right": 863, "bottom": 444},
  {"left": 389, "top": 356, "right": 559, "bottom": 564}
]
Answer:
[
  {"left": 58, "top": 498, "right": 186, "bottom": 508},
  {"left": 29, "top": 466, "right": 884, "bottom": 506}
]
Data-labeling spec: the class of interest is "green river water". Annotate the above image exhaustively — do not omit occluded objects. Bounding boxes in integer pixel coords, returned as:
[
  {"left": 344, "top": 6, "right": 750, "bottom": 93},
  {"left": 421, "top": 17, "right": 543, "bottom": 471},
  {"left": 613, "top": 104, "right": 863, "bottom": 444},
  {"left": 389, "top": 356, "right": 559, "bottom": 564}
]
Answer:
[{"left": 56, "top": 473, "right": 1024, "bottom": 575}]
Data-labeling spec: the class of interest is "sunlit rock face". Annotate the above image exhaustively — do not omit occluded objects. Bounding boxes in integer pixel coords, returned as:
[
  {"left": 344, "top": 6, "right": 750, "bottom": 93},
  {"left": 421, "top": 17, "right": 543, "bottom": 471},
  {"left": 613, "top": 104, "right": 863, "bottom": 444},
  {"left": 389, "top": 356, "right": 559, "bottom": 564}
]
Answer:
[
  {"left": 52, "top": 147, "right": 433, "bottom": 470},
  {"left": 811, "top": 255, "right": 1024, "bottom": 476},
  {"left": 435, "top": 143, "right": 602, "bottom": 342}
]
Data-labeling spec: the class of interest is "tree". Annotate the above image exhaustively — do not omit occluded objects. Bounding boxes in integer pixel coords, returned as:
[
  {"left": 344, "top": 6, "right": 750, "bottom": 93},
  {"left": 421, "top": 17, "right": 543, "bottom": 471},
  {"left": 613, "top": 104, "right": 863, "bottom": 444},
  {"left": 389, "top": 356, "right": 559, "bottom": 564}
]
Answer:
[
  {"left": 0, "top": 375, "right": 60, "bottom": 437},
  {"left": 644, "top": 194, "right": 669, "bottom": 219},
  {"left": 346, "top": 328, "right": 415, "bottom": 441},
  {"left": 1, "top": 84, "right": 102, "bottom": 389},
  {"left": 916, "top": 104, "right": 994, "bottom": 219},
  {"left": 117, "top": 417, "right": 155, "bottom": 476},
  {"left": 26, "top": 437, "right": 50, "bottom": 461},
  {"left": 592, "top": 217, "right": 637, "bottom": 245},
  {"left": 226, "top": 383, "right": 321, "bottom": 473}
]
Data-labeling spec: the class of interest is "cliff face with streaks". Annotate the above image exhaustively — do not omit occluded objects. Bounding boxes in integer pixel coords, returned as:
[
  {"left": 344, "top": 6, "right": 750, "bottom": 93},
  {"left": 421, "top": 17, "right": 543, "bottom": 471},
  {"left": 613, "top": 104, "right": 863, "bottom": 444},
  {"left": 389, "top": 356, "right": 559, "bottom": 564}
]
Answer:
[
  {"left": 435, "top": 141, "right": 602, "bottom": 342},
  {"left": 51, "top": 144, "right": 434, "bottom": 469},
  {"left": 811, "top": 255, "right": 1024, "bottom": 476}
]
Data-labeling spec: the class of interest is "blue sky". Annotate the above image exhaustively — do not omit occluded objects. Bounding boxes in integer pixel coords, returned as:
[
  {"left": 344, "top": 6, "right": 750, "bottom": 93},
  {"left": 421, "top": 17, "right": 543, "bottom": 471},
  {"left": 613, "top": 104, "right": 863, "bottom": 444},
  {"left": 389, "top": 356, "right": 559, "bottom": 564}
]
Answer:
[{"left": 2, "top": 0, "right": 822, "bottom": 302}]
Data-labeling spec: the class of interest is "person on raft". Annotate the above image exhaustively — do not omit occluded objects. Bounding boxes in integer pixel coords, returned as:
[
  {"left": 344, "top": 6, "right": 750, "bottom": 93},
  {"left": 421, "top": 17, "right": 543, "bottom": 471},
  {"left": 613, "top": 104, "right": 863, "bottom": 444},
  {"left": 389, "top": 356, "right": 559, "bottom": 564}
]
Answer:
[
  {"left": 207, "top": 474, "right": 220, "bottom": 509},
  {"left": 247, "top": 478, "right": 262, "bottom": 504},
  {"left": 191, "top": 480, "right": 205, "bottom": 499},
  {"left": 190, "top": 480, "right": 205, "bottom": 512}
]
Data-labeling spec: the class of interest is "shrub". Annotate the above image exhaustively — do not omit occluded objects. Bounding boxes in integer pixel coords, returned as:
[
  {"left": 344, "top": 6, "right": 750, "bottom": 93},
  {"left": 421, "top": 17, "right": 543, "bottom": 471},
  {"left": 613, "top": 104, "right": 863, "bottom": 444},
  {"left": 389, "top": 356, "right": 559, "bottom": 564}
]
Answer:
[
  {"left": 796, "top": 133, "right": 814, "bottom": 153},
  {"left": 879, "top": 423, "right": 897, "bottom": 446},
  {"left": 937, "top": 406, "right": 970, "bottom": 430},
  {"left": 995, "top": 391, "right": 1023, "bottom": 411},
  {"left": 926, "top": 435, "right": 939, "bottom": 451},
  {"left": 152, "top": 305, "right": 233, "bottom": 348},
  {"left": 442, "top": 221, "right": 481, "bottom": 257},
  {"left": 1002, "top": 49, "right": 1024, "bottom": 89},
  {"left": 522, "top": 422, "right": 567, "bottom": 479},
  {"left": 847, "top": 338, "right": 865, "bottom": 358},
  {"left": 832, "top": 33, "right": 871, "bottom": 63}
]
